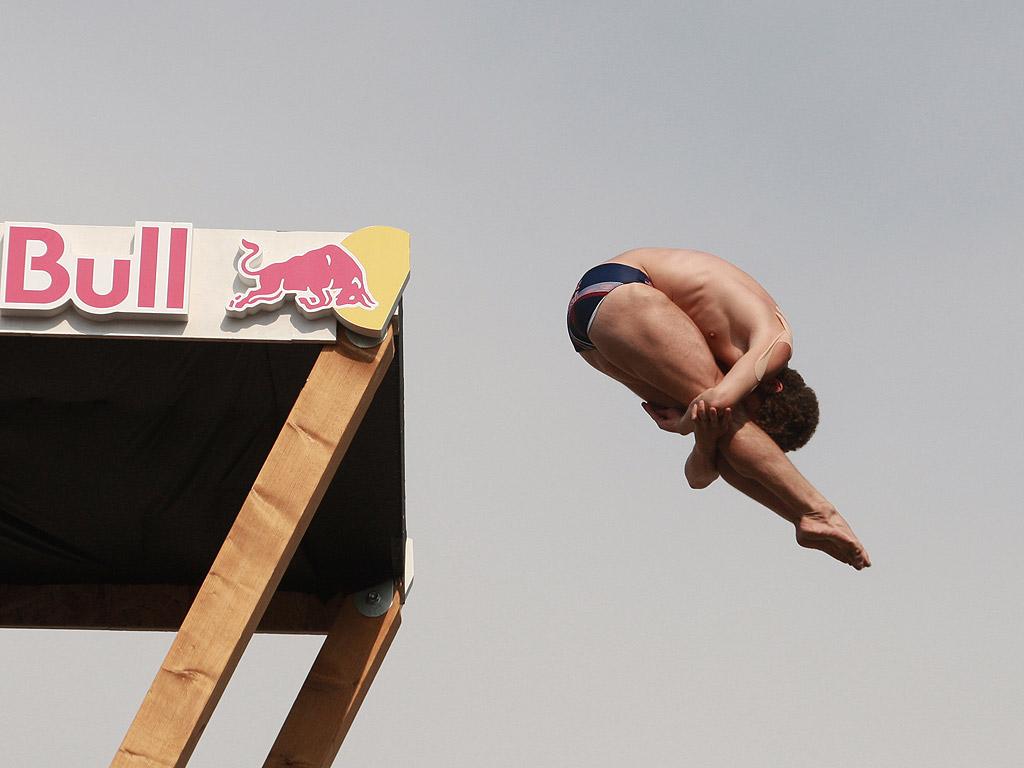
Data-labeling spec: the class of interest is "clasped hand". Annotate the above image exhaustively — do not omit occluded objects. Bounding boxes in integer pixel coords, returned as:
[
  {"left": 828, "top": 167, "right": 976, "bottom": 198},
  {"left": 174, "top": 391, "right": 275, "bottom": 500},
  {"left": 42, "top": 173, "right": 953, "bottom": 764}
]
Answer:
[
  {"left": 690, "top": 399, "right": 731, "bottom": 444},
  {"left": 642, "top": 399, "right": 732, "bottom": 440}
]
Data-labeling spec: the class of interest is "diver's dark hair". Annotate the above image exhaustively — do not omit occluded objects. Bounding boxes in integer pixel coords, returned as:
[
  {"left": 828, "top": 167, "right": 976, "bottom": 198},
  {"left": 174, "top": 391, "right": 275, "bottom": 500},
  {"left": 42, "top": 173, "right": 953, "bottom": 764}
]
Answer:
[{"left": 753, "top": 368, "right": 819, "bottom": 452}]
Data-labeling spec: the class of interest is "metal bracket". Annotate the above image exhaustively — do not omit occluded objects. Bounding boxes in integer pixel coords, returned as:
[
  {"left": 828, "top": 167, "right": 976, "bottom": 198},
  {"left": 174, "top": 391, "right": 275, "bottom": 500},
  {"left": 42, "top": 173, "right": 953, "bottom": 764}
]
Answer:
[
  {"left": 344, "top": 326, "right": 388, "bottom": 348},
  {"left": 354, "top": 579, "right": 395, "bottom": 618},
  {"left": 402, "top": 537, "right": 414, "bottom": 600}
]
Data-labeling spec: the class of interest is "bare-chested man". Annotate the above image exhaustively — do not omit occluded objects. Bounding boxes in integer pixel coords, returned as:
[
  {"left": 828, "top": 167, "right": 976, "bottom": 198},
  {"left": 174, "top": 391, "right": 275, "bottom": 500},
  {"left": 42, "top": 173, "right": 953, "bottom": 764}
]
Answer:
[{"left": 567, "top": 248, "right": 871, "bottom": 570}]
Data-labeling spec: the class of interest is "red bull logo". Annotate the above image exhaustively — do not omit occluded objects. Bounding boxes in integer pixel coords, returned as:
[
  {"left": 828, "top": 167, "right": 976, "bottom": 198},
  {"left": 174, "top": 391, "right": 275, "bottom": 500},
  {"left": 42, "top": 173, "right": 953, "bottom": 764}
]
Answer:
[
  {"left": 226, "top": 239, "right": 378, "bottom": 319},
  {"left": 0, "top": 221, "right": 408, "bottom": 342}
]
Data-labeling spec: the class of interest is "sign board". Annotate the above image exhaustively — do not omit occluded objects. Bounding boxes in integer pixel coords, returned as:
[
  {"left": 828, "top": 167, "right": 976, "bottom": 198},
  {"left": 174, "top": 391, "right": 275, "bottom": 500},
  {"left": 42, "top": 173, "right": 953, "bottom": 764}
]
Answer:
[{"left": 0, "top": 222, "right": 410, "bottom": 342}]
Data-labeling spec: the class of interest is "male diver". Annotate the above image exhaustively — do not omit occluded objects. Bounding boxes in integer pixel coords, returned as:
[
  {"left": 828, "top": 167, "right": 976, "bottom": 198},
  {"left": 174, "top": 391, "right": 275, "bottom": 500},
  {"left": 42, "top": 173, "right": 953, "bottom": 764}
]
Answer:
[{"left": 568, "top": 248, "right": 870, "bottom": 570}]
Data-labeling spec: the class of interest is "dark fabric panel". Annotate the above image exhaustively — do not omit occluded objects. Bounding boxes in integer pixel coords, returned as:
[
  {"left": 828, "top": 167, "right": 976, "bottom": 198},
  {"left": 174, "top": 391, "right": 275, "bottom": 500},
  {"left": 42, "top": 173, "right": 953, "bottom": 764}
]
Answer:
[
  {"left": 0, "top": 334, "right": 404, "bottom": 601},
  {"left": 301, "top": 347, "right": 406, "bottom": 598}
]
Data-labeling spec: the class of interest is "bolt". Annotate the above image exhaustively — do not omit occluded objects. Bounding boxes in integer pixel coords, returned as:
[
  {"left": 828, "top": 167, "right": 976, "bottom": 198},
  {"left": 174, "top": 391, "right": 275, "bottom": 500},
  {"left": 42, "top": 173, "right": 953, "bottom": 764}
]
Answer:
[{"left": 366, "top": 591, "right": 380, "bottom": 604}]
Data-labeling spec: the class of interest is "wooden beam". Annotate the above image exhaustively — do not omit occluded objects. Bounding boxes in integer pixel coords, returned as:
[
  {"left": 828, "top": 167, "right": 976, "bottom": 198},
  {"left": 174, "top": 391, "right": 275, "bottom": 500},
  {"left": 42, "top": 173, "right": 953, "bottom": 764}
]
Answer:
[
  {"left": 263, "top": 587, "right": 402, "bottom": 768},
  {"left": 110, "top": 333, "right": 394, "bottom": 768}
]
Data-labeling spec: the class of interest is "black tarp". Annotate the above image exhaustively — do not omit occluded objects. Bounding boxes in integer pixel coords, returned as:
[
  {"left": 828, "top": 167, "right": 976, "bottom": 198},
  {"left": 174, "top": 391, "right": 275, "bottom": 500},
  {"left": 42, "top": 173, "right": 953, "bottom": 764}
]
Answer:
[{"left": 0, "top": 333, "right": 404, "bottom": 604}]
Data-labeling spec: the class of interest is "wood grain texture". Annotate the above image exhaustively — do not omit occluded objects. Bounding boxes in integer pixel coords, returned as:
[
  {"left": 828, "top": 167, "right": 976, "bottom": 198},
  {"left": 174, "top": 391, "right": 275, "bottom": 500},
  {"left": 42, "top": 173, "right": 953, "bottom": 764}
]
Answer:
[
  {"left": 263, "top": 588, "right": 402, "bottom": 768},
  {"left": 111, "top": 334, "right": 394, "bottom": 768}
]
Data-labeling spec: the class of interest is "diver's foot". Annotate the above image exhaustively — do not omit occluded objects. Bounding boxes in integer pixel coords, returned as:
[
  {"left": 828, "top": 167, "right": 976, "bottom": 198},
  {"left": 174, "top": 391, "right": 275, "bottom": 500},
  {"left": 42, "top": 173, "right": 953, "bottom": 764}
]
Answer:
[{"left": 795, "top": 509, "right": 871, "bottom": 570}]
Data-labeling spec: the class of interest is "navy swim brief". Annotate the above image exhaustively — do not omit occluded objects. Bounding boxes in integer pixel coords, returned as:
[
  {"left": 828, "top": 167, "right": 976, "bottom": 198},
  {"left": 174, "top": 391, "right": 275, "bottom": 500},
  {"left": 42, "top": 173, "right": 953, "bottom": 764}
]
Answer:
[{"left": 567, "top": 263, "right": 652, "bottom": 352}]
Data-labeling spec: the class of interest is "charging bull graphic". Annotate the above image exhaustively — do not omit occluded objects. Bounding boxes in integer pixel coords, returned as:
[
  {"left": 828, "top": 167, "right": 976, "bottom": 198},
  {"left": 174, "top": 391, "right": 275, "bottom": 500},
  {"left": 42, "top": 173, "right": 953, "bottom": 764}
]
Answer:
[{"left": 226, "top": 238, "right": 378, "bottom": 319}]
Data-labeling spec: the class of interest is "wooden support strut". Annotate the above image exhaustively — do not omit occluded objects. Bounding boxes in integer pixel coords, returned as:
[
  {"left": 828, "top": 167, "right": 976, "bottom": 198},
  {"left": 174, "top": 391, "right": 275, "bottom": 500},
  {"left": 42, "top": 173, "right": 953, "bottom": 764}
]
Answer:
[
  {"left": 263, "top": 587, "right": 403, "bottom": 768},
  {"left": 110, "top": 332, "right": 395, "bottom": 768}
]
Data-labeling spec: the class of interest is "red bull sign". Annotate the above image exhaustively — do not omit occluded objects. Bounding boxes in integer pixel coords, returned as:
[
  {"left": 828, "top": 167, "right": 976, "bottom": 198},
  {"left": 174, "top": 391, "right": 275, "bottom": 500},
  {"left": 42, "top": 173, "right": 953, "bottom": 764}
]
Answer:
[{"left": 0, "top": 222, "right": 409, "bottom": 342}]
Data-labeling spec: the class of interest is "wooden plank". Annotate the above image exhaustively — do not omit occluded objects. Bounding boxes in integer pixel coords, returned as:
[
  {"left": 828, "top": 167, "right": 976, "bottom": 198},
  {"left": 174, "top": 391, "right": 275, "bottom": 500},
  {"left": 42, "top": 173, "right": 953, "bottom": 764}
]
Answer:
[
  {"left": 263, "top": 587, "right": 402, "bottom": 768},
  {"left": 110, "top": 333, "right": 395, "bottom": 768},
  {"left": 0, "top": 584, "right": 337, "bottom": 634}
]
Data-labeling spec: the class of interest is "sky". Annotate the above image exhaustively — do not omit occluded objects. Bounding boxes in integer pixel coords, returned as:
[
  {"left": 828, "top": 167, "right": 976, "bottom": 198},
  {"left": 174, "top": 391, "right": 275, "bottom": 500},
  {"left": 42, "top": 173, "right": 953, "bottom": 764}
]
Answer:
[{"left": 1, "top": 1, "right": 1022, "bottom": 765}]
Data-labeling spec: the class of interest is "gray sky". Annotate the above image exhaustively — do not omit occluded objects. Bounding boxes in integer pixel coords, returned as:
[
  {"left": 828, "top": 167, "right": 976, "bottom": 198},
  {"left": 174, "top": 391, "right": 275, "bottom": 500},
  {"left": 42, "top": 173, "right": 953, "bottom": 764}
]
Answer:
[{"left": 2, "top": 1, "right": 1022, "bottom": 765}]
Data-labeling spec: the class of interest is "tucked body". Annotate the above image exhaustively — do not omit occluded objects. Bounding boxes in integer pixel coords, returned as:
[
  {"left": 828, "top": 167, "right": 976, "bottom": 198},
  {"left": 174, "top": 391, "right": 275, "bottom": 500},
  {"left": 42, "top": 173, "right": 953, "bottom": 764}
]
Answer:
[{"left": 567, "top": 248, "right": 871, "bottom": 570}]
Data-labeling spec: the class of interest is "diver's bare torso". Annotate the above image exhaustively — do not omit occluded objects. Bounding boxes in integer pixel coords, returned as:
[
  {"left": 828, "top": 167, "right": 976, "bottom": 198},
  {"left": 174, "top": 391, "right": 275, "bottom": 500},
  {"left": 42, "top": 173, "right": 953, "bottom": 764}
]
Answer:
[{"left": 606, "top": 248, "right": 786, "bottom": 372}]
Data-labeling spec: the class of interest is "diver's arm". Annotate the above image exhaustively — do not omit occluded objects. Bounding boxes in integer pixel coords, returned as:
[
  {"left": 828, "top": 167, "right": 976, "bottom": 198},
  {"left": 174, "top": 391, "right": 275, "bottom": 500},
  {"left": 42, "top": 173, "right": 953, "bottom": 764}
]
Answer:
[{"left": 684, "top": 402, "right": 731, "bottom": 489}]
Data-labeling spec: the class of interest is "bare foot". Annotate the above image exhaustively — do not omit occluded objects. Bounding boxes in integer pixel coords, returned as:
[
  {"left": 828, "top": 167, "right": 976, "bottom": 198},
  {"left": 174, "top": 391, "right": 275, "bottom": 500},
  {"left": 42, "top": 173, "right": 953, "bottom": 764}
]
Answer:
[{"left": 795, "top": 509, "right": 871, "bottom": 570}]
